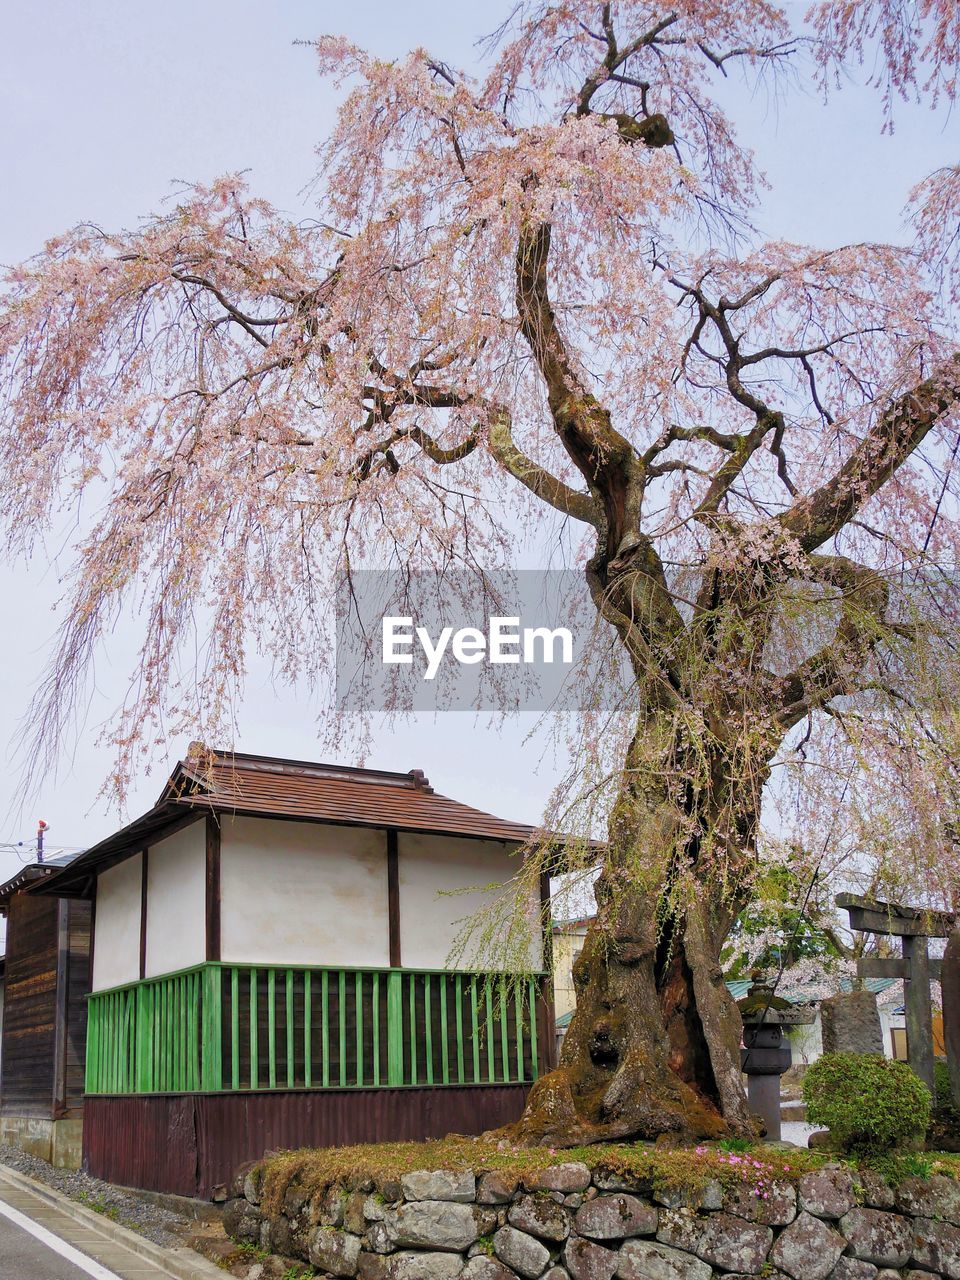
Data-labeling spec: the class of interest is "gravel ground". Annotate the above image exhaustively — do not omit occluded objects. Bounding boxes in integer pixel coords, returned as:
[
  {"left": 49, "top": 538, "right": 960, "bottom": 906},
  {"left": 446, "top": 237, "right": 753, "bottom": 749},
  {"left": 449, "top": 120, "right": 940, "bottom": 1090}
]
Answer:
[
  {"left": 781, "top": 1118, "right": 818, "bottom": 1146},
  {"left": 0, "top": 1145, "right": 197, "bottom": 1247}
]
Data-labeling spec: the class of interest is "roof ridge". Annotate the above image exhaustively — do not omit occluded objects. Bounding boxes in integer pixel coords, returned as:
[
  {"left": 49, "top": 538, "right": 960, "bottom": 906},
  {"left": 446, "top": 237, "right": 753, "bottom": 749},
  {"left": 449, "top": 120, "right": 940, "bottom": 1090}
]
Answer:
[{"left": 207, "top": 751, "right": 433, "bottom": 792}]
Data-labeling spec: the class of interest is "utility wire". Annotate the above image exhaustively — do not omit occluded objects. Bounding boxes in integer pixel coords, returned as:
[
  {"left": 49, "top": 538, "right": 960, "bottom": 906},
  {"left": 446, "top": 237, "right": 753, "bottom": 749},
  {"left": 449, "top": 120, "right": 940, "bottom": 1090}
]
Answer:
[{"left": 0, "top": 840, "right": 83, "bottom": 866}]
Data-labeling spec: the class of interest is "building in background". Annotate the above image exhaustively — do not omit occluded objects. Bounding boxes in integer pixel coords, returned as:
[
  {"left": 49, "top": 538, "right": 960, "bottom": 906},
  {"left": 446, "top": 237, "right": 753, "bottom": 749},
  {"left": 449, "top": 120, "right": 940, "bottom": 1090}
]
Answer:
[
  {"left": 552, "top": 914, "right": 906, "bottom": 1070},
  {"left": 552, "top": 915, "right": 591, "bottom": 1022},
  {"left": 39, "top": 750, "right": 557, "bottom": 1197},
  {"left": 0, "top": 856, "right": 90, "bottom": 1168}
]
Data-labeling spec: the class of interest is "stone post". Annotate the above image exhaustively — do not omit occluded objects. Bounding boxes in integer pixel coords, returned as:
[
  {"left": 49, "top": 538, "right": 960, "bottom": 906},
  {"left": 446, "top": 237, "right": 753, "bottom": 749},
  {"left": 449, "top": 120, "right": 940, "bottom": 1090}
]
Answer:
[
  {"left": 820, "top": 990, "right": 884, "bottom": 1056},
  {"left": 903, "top": 935, "right": 935, "bottom": 1094},
  {"left": 942, "top": 927, "right": 960, "bottom": 1108}
]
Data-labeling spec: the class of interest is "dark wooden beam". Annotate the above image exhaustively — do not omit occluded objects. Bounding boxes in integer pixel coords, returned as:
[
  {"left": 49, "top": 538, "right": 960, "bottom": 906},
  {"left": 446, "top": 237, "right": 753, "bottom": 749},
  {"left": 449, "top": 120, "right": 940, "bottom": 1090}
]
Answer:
[
  {"left": 387, "top": 829, "right": 401, "bottom": 968},
  {"left": 0, "top": 899, "right": 18, "bottom": 1106},
  {"left": 539, "top": 869, "right": 553, "bottom": 969},
  {"left": 87, "top": 891, "right": 97, "bottom": 990},
  {"left": 536, "top": 975, "right": 557, "bottom": 1073},
  {"left": 857, "top": 956, "right": 941, "bottom": 982},
  {"left": 943, "top": 929, "right": 960, "bottom": 1109},
  {"left": 205, "top": 813, "right": 221, "bottom": 963},
  {"left": 837, "top": 892, "right": 956, "bottom": 938},
  {"left": 51, "top": 899, "right": 70, "bottom": 1120},
  {"left": 139, "top": 849, "right": 149, "bottom": 981}
]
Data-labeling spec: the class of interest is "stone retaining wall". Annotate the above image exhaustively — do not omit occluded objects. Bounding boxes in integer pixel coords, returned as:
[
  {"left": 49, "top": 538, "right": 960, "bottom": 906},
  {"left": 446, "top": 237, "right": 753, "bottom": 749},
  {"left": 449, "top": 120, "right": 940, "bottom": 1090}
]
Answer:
[{"left": 223, "top": 1161, "right": 960, "bottom": 1280}]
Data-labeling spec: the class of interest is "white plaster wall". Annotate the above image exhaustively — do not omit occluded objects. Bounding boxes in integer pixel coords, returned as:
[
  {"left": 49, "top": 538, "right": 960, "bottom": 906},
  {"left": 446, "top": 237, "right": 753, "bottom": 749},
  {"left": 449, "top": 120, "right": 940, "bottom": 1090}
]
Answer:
[
  {"left": 880, "top": 1006, "right": 906, "bottom": 1059},
  {"left": 398, "top": 833, "right": 541, "bottom": 971},
  {"left": 144, "top": 822, "right": 206, "bottom": 979},
  {"left": 219, "top": 817, "right": 389, "bottom": 967},
  {"left": 92, "top": 854, "right": 142, "bottom": 991}
]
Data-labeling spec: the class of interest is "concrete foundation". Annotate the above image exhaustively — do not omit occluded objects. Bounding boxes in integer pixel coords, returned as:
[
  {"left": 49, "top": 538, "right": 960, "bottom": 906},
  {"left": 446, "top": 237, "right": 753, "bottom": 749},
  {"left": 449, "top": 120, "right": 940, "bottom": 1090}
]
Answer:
[{"left": 0, "top": 1115, "right": 83, "bottom": 1169}]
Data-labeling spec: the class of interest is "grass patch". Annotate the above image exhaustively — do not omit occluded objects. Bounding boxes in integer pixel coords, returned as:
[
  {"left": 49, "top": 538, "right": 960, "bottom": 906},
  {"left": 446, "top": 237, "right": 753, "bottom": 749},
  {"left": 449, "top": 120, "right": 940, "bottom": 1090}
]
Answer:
[
  {"left": 255, "top": 1137, "right": 960, "bottom": 1221},
  {"left": 859, "top": 1150, "right": 960, "bottom": 1183},
  {"left": 74, "top": 1190, "right": 138, "bottom": 1230},
  {"left": 76, "top": 1191, "right": 117, "bottom": 1219},
  {"left": 236, "top": 1242, "right": 269, "bottom": 1261},
  {"left": 258, "top": 1137, "right": 828, "bottom": 1219}
]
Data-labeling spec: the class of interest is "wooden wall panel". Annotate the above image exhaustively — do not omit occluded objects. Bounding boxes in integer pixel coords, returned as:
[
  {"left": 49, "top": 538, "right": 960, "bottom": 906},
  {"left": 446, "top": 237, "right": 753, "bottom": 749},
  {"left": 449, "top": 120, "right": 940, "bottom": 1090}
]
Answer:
[
  {"left": 84, "top": 1084, "right": 530, "bottom": 1198},
  {"left": 64, "top": 899, "right": 92, "bottom": 1116},
  {"left": 0, "top": 892, "right": 91, "bottom": 1120},
  {"left": 0, "top": 894, "right": 58, "bottom": 1117}
]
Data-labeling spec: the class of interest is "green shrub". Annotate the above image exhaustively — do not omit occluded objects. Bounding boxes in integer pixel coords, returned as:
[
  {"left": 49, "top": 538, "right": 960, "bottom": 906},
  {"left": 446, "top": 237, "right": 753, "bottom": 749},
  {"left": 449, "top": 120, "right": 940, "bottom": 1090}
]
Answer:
[
  {"left": 928, "top": 1060, "right": 960, "bottom": 1152},
  {"left": 935, "top": 1060, "right": 955, "bottom": 1111},
  {"left": 803, "top": 1052, "right": 932, "bottom": 1152}
]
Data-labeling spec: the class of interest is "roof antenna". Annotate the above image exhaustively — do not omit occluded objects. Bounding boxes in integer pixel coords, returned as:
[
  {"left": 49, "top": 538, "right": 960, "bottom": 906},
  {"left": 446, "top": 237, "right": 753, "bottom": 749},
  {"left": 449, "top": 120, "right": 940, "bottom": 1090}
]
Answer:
[{"left": 37, "top": 819, "right": 48, "bottom": 864}]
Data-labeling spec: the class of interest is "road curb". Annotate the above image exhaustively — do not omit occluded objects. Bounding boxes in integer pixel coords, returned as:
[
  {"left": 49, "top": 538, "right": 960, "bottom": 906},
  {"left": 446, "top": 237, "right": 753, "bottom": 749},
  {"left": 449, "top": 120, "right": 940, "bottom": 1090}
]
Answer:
[{"left": 0, "top": 1163, "right": 227, "bottom": 1279}]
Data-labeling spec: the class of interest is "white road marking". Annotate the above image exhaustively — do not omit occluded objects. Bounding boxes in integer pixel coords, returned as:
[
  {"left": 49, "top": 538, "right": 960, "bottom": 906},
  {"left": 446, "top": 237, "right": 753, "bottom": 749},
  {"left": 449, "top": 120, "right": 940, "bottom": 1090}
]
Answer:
[{"left": 0, "top": 1196, "right": 125, "bottom": 1280}]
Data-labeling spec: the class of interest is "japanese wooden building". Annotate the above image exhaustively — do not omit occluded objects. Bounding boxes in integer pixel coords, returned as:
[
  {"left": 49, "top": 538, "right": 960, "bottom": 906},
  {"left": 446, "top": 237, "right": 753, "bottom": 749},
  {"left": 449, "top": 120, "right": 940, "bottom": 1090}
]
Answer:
[
  {"left": 0, "top": 860, "right": 91, "bottom": 1168},
  {"left": 40, "top": 750, "right": 555, "bottom": 1197}
]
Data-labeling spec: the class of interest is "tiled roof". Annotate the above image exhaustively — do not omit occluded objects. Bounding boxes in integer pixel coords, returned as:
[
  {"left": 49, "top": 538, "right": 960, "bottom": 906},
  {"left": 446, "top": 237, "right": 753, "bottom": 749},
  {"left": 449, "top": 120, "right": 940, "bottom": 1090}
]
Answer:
[
  {"left": 552, "top": 916, "right": 593, "bottom": 932},
  {"left": 0, "top": 853, "right": 81, "bottom": 910},
  {"left": 164, "top": 752, "right": 536, "bottom": 844},
  {"left": 0, "top": 865, "right": 52, "bottom": 909}
]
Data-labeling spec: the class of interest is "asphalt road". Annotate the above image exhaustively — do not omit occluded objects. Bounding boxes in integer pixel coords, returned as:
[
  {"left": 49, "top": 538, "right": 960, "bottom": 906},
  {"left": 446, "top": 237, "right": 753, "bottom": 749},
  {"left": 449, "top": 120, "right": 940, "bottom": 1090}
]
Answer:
[{"left": 0, "top": 1208, "right": 119, "bottom": 1280}]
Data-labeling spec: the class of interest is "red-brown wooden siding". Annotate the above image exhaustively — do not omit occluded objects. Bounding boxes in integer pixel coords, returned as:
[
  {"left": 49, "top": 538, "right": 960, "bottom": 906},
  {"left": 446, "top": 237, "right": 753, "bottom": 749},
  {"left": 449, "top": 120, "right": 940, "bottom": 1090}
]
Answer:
[{"left": 83, "top": 1085, "right": 530, "bottom": 1198}]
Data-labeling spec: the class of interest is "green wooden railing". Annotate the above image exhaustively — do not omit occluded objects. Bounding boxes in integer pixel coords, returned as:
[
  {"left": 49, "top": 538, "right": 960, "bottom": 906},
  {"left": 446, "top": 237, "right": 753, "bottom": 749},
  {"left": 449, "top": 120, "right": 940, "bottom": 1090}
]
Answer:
[{"left": 85, "top": 963, "right": 544, "bottom": 1095}]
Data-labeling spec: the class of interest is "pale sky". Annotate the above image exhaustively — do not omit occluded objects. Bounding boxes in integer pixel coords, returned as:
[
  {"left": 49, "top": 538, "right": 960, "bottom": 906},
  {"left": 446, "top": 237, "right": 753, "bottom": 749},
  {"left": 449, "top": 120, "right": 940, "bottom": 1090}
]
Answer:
[{"left": 0, "top": 1, "right": 955, "bottom": 898}]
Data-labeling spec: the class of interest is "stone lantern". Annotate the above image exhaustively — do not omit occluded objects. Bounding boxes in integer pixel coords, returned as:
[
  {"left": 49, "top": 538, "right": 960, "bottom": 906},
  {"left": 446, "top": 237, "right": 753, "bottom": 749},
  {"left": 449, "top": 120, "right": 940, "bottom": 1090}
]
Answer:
[{"left": 739, "top": 985, "right": 816, "bottom": 1141}]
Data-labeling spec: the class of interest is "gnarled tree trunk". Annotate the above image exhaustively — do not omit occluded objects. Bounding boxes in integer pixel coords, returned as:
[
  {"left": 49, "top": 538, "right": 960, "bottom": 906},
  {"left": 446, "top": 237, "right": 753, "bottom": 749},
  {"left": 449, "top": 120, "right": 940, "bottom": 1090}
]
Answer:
[{"left": 511, "top": 718, "right": 766, "bottom": 1146}]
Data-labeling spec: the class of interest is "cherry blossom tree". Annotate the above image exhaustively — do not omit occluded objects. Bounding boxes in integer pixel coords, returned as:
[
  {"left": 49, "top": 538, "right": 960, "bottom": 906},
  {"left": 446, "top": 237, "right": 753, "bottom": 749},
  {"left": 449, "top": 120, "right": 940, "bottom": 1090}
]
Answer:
[{"left": 2, "top": 0, "right": 960, "bottom": 1143}]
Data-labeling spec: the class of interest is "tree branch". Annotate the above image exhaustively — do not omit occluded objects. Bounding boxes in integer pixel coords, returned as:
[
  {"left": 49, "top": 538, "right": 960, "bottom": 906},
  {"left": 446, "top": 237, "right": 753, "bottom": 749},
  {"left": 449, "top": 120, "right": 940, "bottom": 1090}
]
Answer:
[
  {"left": 639, "top": 422, "right": 743, "bottom": 466},
  {"left": 779, "top": 353, "right": 960, "bottom": 553},
  {"left": 515, "top": 209, "right": 640, "bottom": 553},
  {"left": 488, "top": 410, "right": 600, "bottom": 526},
  {"left": 353, "top": 423, "right": 480, "bottom": 481},
  {"left": 777, "top": 554, "right": 892, "bottom": 729},
  {"left": 170, "top": 271, "right": 281, "bottom": 347}
]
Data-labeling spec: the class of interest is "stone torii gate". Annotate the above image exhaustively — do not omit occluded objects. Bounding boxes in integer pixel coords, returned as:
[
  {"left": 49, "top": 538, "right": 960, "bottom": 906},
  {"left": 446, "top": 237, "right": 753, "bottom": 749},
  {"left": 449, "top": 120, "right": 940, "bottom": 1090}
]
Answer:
[{"left": 836, "top": 893, "right": 955, "bottom": 1095}]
